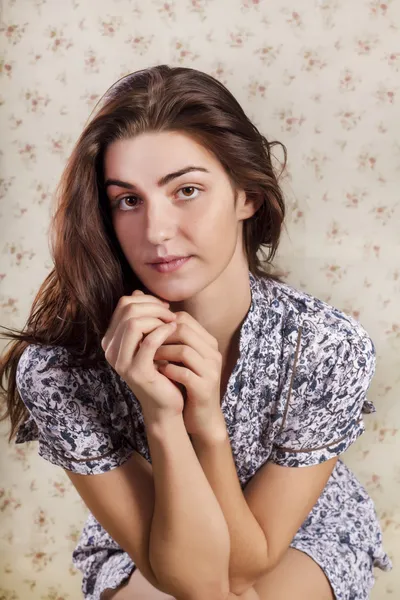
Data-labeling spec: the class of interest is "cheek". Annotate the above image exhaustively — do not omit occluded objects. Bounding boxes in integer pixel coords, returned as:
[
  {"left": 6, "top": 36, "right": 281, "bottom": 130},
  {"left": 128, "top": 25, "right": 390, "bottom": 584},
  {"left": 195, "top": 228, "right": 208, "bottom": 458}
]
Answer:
[
  {"left": 192, "top": 195, "right": 235, "bottom": 226},
  {"left": 190, "top": 204, "right": 237, "bottom": 246},
  {"left": 208, "top": 203, "right": 238, "bottom": 236},
  {"left": 112, "top": 216, "right": 140, "bottom": 253}
]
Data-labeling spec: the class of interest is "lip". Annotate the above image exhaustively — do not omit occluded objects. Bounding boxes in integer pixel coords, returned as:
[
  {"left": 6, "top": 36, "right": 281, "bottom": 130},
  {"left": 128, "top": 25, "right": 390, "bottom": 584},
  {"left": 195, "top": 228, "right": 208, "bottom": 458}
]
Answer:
[
  {"left": 149, "top": 256, "right": 192, "bottom": 273},
  {"left": 149, "top": 255, "right": 189, "bottom": 264}
]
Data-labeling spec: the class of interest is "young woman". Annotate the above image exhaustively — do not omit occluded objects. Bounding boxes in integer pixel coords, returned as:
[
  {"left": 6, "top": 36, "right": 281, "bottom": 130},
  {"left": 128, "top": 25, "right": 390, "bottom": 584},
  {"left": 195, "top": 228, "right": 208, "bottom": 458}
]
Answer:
[{"left": 0, "top": 65, "right": 392, "bottom": 600}]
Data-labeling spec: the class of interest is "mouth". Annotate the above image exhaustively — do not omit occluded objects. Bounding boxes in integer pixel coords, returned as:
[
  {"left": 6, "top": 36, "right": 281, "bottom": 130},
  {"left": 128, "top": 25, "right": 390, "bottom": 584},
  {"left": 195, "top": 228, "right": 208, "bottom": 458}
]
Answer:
[
  {"left": 149, "top": 256, "right": 190, "bottom": 264},
  {"left": 149, "top": 256, "right": 192, "bottom": 273}
]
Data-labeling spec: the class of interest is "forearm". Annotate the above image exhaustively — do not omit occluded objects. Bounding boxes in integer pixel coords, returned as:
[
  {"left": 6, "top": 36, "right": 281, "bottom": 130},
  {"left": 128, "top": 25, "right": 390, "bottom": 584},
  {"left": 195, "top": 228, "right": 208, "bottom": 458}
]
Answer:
[
  {"left": 144, "top": 411, "right": 231, "bottom": 600},
  {"left": 191, "top": 415, "right": 268, "bottom": 596}
]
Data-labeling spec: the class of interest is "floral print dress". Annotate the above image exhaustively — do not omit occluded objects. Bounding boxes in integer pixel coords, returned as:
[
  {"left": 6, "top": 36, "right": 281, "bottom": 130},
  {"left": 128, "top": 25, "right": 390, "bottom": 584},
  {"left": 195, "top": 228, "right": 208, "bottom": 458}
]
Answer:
[{"left": 15, "top": 271, "right": 392, "bottom": 600}]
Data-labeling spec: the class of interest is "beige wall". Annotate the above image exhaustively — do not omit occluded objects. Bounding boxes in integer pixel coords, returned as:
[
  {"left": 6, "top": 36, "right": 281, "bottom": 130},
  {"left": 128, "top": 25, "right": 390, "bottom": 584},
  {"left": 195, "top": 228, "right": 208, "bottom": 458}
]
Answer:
[{"left": 0, "top": 0, "right": 398, "bottom": 598}]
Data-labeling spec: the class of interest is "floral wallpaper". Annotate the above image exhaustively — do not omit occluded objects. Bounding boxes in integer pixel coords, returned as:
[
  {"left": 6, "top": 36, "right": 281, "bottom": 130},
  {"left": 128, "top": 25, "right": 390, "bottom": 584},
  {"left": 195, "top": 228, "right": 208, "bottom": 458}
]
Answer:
[{"left": 0, "top": 0, "right": 399, "bottom": 598}]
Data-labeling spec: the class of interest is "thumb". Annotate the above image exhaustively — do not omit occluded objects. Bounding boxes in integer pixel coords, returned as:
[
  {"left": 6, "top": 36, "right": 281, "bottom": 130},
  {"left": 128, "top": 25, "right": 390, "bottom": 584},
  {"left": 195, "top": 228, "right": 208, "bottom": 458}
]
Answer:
[{"left": 132, "top": 289, "right": 144, "bottom": 296}]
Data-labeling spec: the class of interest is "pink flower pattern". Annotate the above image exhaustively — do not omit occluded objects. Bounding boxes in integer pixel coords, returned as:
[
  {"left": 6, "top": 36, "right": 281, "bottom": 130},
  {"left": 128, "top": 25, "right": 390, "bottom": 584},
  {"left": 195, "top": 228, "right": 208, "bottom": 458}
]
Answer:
[{"left": 0, "top": 0, "right": 398, "bottom": 598}]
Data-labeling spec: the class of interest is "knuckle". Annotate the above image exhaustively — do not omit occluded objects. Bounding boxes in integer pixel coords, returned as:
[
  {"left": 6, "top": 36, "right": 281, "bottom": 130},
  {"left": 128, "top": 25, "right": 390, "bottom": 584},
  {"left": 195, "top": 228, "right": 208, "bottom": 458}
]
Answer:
[
  {"left": 141, "top": 333, "right": 157, "bottom": 347},
  {"left": 126, "top": 317, "right": 138, "bottom": 331},
  {"left": 123, "top": 302, "right": 137, "bottom": 317},
  {"left": 175, "top": 311, "right": 186, "bottom": 322},
  {"left": 177, "top": 322, "right": 186, "bottom": 334},
  {"left": 181, "top": 369, "right": 191, "bottom": 382},
  {"left": 181, "top": 346, "right": 189, "bottom": 360},
  {"left": 117, "top": 295, "right": 129, "bottom": 308}
]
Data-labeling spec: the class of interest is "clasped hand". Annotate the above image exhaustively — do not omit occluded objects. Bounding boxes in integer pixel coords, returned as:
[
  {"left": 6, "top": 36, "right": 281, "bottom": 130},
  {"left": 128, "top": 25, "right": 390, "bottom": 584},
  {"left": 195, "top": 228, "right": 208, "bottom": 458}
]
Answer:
[{"left": 101, "top": 289, "right": 226, "bottom": 439}]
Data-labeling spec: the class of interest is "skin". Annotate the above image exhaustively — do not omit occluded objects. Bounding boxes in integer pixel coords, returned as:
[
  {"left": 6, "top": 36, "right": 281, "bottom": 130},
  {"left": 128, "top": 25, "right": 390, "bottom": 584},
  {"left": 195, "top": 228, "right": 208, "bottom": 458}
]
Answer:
[
  {"left": 101, "top": 548, "right": 334, "bottom": 600},
  {"left": 103, "top": 130, "right": 260, "bottom": 365},
  {"left": 101, "top": 131, "right": 335, "bottom": 600}
]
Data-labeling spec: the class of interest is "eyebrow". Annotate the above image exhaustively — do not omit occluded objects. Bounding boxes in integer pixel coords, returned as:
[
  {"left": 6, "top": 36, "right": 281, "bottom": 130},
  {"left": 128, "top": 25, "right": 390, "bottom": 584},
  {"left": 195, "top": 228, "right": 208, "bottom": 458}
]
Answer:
[{"left": 104, "top": 166, "right": 210, "bottom": 191}]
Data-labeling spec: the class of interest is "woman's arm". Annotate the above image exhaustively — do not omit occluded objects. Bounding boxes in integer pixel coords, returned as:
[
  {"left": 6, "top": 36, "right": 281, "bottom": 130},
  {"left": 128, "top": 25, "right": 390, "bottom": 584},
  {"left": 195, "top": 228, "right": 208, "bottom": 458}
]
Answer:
[
  {"left": 191, "top": 419, "right": 338, "bottom": 597},
  {"left": 144, "top": 411, "right": 231, "bottom": 600},
  {"left": 190, "top": 422, "right": 269, "bottom": 596},
  {"left": 68, "top": 412, "right": 231, "bottom": 600}
]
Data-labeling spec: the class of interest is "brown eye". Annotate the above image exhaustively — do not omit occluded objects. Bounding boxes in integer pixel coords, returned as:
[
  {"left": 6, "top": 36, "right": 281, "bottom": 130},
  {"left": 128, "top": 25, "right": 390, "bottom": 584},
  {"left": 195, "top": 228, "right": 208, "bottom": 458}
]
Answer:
[
  {"left": 177, "top": 186, "right": 201, "bottom": 201},
  {"left": 116, "top": 196, "right": 140, "bottom": 211},
  {"left": 182, "top": 187, "right": 194, "bottom": 196}
]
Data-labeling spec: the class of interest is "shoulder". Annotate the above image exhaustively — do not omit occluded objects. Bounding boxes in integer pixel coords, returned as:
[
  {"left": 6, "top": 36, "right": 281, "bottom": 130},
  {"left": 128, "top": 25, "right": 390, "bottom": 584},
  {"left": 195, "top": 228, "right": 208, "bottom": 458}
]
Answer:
[
  {"left": 265, "top": 280, "right": 378, "bottom": 466},
  {"left": 17, "top": 343, "right": 71, "bottom": 377},
  {"left": 259, "top": 277, "right": 374, "bottom": 354},
  {"left": 15, "top": 344, "right": 137, "bottom": 473},
  {"left": 17, "top": 343, "right": 111, "bottom": 377},
  {"left": 253, "top": 277, "right": 376, "bottom": 387},
  {"left": 16, "top": 343, "right": 116, "bottom": 412},
  {"left": 17, "top": 344, "right": 69, "bottom": 408}
]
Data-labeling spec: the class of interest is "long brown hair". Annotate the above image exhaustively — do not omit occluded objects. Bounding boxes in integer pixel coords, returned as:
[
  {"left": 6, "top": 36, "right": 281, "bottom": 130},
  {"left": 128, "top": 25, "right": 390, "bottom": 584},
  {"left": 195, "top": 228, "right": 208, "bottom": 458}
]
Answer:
[{"left": 0, "top": 64, "right": 287, "bottom": 442}]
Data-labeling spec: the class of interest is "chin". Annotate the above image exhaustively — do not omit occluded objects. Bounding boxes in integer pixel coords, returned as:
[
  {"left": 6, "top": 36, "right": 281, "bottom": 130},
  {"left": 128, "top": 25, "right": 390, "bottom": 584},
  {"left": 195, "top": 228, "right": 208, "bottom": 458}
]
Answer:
[{"left": 137, "top": 277, "right": 195, "bottom": 303}]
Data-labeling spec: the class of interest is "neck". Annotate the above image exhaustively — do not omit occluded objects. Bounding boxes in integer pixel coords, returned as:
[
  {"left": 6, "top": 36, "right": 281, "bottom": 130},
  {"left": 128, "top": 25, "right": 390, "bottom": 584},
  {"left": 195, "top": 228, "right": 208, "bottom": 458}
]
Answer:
[{"left": 170, "top": 259, "right": 252, "bottom": 362}]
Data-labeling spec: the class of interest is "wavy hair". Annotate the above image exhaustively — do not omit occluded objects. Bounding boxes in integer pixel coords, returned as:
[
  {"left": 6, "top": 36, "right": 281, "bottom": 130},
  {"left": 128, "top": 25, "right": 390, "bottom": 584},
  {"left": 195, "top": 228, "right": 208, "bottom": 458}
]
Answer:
[{"left": 0, "top": 64, "right": 287, "bottom": 441}]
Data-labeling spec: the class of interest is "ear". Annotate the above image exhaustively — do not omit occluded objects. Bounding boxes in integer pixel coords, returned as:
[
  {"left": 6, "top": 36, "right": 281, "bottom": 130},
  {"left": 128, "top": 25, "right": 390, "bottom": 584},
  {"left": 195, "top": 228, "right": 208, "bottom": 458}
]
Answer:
[{"left": 235, "top": 189, "right": 263, "bottom": 221}]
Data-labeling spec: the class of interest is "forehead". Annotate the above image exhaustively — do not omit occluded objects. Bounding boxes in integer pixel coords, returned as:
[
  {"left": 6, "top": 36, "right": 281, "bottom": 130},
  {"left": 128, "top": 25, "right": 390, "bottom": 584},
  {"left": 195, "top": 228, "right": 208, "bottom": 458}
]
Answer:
[{"left": 103, "top": 130, "right": 219, "bottom": 177}]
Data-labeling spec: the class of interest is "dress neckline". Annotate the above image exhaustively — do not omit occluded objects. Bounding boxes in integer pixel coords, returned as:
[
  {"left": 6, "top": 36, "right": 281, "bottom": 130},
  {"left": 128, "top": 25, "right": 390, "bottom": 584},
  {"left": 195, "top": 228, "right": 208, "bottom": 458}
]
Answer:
[{"left": 220, "top": 271, "right": 269, "bottom": 414}]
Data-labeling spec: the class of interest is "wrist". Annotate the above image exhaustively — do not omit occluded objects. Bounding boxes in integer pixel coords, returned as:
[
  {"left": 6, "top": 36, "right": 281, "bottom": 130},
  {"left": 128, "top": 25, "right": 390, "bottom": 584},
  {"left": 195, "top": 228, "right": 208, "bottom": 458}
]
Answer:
[
  {"left": 190, "top": 412, "right": 228, "bottom": 446},
  {"left": 143, "top": 410, "right": 185, "bottom": 436}
]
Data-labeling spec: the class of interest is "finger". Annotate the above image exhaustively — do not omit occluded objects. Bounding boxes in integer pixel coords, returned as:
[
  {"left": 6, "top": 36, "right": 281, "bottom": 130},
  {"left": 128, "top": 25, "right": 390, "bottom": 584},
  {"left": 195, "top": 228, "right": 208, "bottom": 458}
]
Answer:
[
  {"left": 103, "top": 290, "right": 169, "bottom": 345},
  {"left": 134, "top": 321, "right": 178, "bottom": 382},
  {"left": 159, "top": 362, "right": 201, "bottom": 392},
  {"left": 104, "top": 316, "right": 164, "bottom": 367},
  {"left": 164, "top": 322, "right": 218, "bottom": 361},
  {"left": 102, "top": 303, "right": 176, "bottom": 350},
  {"left": 154, "top": 344, "right": 204, "bottom": 377},
  {"left": 132, "top": 289, "right": 169, "bottom": 307},
  {"left": 175, "top": 312, "right": 218, "bottom": 351}
]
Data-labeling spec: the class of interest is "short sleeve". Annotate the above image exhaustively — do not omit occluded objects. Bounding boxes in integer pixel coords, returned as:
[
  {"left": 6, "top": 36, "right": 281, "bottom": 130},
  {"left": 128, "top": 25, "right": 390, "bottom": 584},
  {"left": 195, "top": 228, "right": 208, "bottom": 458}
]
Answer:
[
  {"left": 15, "top": 344, "right": 136, "bottom": 475},
  {"left": 270, "top": 320, "right": 376, "bottom": 467}
]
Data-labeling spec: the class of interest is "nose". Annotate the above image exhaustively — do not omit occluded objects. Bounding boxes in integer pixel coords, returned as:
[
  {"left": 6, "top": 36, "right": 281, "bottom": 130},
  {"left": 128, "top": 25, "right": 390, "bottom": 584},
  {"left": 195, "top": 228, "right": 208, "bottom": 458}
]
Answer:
[{"left": 145, "top": 198, "right": 177, "bottom": 246}]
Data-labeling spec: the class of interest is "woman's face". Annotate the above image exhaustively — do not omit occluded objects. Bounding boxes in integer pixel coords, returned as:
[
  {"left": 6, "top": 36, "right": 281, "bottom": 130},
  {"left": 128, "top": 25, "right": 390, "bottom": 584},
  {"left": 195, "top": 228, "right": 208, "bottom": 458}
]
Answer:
[{"left": 103, "top": 130, "right": 256, "bottom": 301}]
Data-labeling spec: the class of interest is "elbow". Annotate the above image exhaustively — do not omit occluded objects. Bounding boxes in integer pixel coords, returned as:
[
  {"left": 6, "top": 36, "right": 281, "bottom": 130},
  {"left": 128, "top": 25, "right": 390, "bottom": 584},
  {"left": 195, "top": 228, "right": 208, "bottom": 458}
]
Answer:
[
  {"left": 229, "top": 550, "right": 280, "bottom": 597},
  {"left": 195, "top": 578, "right": 231, "bottom": 600},
  {"left": 229, "top": 575, "right": 261, "bottom": 598},
  {"left": 228, "top": 568, "right": 267, "bottom": 598},
  {"left": 229, "top": 567, "right": 267, "bottom": 597},
  {"left": 261, "top": 547, "right": 284, "bottom": 576}
]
